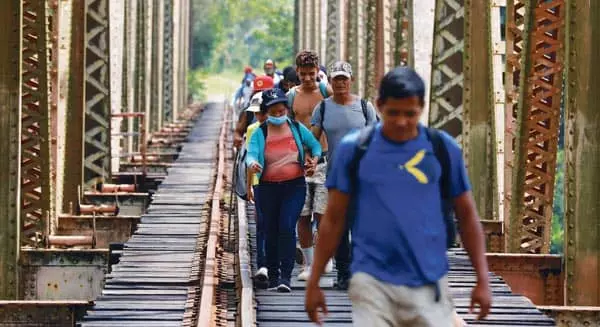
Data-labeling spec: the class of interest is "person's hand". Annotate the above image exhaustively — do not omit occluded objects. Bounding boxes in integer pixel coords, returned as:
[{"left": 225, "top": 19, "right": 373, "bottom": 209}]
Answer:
[
  {"left": 470, "top": 280, "right": 492, "bottom": 320},
  {"left": 234, "top": 134, "right": 243, "bottom": 149},
  {"left": 247, "top": 187, "right": 255, "bottom": 203},
  {"left": 248, "top": 162, "right": 262, "bottom": 174},
  {"left": 305, "top": 280, "right": 327, "bottom": 325}
]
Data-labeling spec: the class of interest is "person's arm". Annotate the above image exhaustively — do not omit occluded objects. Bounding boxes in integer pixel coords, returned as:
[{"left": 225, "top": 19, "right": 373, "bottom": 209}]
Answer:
[
  {"left": 245, "top": 128, "right": 261, "bottom": 167},
  {"left": 300, "top": 123, "right": 322, "bottom": 159},
  {"left": 454, "top": 192, "right": 491, "bottom": 319},
  {"left": 442, "top": 132, "right": 491, "bottom": 319},
  {"left": 310, "top": 101, "right": 324, "bottom": 140},
  {"left": 234, "top": 110, "right": 248, "bottom": 148}
]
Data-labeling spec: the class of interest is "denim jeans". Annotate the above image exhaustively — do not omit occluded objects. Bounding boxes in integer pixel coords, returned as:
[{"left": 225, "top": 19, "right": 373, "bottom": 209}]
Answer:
[
  {"left": 335, "top": 226, "right": 351, "bottom": 280},
  {"left": 253, "top": 185, "right": 266, "bottom": 269},
  {"left": 258, "top": 177, "right": 306, "bottom": 285}
]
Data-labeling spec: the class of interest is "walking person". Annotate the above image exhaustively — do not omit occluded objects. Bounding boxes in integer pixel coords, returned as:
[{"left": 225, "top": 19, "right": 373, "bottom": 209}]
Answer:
[
  {"left": 246, "top": 88, "right": 322, "bottom": 292},
  {"left": 309, "top": 61, "right": 378, "bottom": 289},
  {"left": 244, "top": 92, "right": 269, "bottom": 288},
  {"left": 305, "top": 67, "right": 491, "bottom": 326},
  {"left": 286, "top": 50, "right": 333, "bottom": 280}
]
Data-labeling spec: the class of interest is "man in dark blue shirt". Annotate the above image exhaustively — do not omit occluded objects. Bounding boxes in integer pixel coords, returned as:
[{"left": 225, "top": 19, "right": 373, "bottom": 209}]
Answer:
[{"left": 305, "top": 67, "right": 491, "bottom": 326}]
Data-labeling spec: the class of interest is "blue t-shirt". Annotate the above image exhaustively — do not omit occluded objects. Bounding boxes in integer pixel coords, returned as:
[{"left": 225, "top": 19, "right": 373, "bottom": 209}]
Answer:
[{"left": 325, "top": 123, "right": 471, "bottom": 287}]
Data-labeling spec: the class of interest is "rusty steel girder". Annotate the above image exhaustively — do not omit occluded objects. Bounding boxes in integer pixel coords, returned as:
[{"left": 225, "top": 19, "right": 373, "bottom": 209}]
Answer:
[
  {"left": 393, "top": 0, "right": 412, "bottom": 67},
  {"left": 509, "top": 0, "right": 565, "bottom": 254},
  {"left": 364, "top": 0, "right": 377, "bottom": 100},
  {"left": 326, "top": 0, "right": 341, "bottom": 68},
  {"left": 163, "top": 0, "right": 174, "bottom": 124},
  {"left": 564, "top": 0, "right": 600, "bottom": 306},
  {"left": 537, "top": 306, "right": 600, "bottom": 327},
  {"left": 20, "top": 0, "right": 52, "bottom": 247}
]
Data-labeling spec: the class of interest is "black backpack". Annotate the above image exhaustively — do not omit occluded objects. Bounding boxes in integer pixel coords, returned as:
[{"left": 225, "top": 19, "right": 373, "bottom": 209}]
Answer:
[{"left": 348, "top": 125, "right": 458, "bottom": 248}]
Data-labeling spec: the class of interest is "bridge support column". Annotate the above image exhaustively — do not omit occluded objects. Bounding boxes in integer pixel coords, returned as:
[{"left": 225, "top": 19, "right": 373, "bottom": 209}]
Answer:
[
  {"left": 508, "top": 0, "right": 565, "bottom": 254},
  {"left": 564, "top": 0, "right": 600, "bottom": 306},
  {"left": 463, "top": 0, "right": 497, "bottom": 221},
  {"left": 0, "top": 0, "right": 22, "bottom": 300}
]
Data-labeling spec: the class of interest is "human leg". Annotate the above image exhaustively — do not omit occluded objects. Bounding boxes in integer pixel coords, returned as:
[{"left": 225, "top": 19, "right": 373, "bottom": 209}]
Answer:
[
  {"left": 258, "top": 183, "right": 283, "bottom": 287},
  {"left": 253, "top": 185, "right": 268, "bottom": 286},
  {"left": 297, "top": 183, "right": 315, "bottom": 280},
  {"left": 334, "top": 226, "right": 351, "bottom": 289},
  {"left": 348, "top": 272, "right": 396, "bottom": 327},
  {"left": 278, "top": 177, "right": 307, "bottom": 290}
]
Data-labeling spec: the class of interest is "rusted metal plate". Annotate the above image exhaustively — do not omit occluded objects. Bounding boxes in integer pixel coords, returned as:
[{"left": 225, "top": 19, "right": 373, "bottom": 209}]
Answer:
[
  {"left": 19, "top": 249, "right": 109, "bottom": 301},
  {"left": 481, "top": 220, "right": 504, "bottom": 253},
  {"left": 487, "top": 253, "right": 563, "bottom": 305},
  {"left": 58, "top": 215, "right": 140, "bottom": 248},
  {"left": 0, "top": 301, "right": 91, "bottom": 326},
  {"left": 537, "top": 306, "right": 600, "bottom": 327}
]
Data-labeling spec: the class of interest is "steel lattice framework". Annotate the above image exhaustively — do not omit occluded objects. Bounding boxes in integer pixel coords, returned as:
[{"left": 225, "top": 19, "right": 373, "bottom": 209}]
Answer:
[
  {"left": 326, "top": 0, "right": 340, "bottom": 68},
  {"left": 83, "top": 0, "right": 111, "bottom": 188},
  {"left": 364, "top": 0, "right": 377, "bottom": 100},
  {"left": 428, "top": 0, "right": 465, "bottom": 143},
  {"left": 509, "top": 0, "right": 565, "bottom": 254},
  {"left": 20, "top": 0, "right": 52, "bottom": 247},
  {"left": 163, "top": 0, "right": 174, "bottom": 123},
  {"left": 393, "top": 0, "right": 412, "bottom": 66}
]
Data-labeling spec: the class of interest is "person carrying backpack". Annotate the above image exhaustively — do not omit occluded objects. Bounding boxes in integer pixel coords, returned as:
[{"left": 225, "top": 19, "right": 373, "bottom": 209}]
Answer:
[
  {"left": 287, "top": 50, "right": 333, "bottom": 279},
  {"left": 246, "top": 88, "right": 322, "bottom": 292},
  {"left": 307, "top": 61, "right": 378, "bottom": 288},
  {"left": 305, "top": 67, "right": 491, "bottom": 326}
]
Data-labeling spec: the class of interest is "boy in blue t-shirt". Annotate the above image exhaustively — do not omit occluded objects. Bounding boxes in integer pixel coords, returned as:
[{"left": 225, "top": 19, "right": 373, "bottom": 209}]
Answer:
[{"left": 305, "top": 67, "right": 491, "bottom": 326}]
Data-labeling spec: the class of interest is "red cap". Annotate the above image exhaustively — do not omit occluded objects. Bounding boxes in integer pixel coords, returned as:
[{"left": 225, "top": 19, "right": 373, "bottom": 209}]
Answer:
[
  {"left": 252, "top": 75, "right": 275, "bottom": 91},
  {"left": 244, "top": 66, "right": 253, "bottom": 73}
]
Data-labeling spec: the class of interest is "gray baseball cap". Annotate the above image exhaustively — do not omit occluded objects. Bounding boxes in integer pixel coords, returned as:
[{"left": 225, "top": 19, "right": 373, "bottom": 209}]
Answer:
[{"left": 329, "top": 61, "right": 353, "bottom": 78}]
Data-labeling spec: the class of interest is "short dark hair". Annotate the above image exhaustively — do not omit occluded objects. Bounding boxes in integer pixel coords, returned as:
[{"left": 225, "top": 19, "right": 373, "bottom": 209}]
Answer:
[
  {"left": 283, "top": 67, "right": 299, "bottom": 84},
  {"left": 295, "top": 50, "right": 319, "bottom": 68},
  {"left": 378, "top": 67, "right": 426, "bottom": 105}
]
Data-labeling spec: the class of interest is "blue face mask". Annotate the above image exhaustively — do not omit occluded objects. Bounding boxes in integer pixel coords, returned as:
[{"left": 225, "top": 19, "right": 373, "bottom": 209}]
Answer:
[{"left": 267, "top": 115, "right": 287, "bottom": 126}]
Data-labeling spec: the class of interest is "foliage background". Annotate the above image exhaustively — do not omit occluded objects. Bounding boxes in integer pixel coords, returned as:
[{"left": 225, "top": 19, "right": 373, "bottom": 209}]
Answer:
[{"left": 189, "top": 0, "right": 295, "bottom": 73}]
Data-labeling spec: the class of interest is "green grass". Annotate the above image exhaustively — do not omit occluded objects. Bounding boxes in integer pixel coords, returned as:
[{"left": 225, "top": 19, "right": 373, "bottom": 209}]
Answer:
[{"left": 203, "top": 70, "right": 242, "bottom": 99}]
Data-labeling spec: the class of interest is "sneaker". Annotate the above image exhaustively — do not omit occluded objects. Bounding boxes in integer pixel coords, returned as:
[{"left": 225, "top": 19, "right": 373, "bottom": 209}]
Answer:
[
  {"left": 267, "top": 279, "right": 279, "bottom": 291},
  {"left": 297, "top": 266, "right": 311, "bottom": 281},
  {"left": 277, "top": 283, "right": 291, "bottom": 293},
  {"left": 254, "top": 267, "right": 268, "bottom": 289},
  {"left": 325, "top": 259, "right": 333, "bottom": 273}
]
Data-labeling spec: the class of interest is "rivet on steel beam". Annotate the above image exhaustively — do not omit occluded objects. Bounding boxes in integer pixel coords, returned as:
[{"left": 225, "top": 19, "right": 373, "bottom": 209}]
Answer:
[{"left": 568, "top": 255, "right": 574, "bottom": 260}]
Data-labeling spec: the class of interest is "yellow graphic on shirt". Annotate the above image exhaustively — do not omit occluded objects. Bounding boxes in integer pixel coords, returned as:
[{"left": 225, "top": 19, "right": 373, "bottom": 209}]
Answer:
[{"left": 399, "top": 149, "right": 429, "bottom": 184}]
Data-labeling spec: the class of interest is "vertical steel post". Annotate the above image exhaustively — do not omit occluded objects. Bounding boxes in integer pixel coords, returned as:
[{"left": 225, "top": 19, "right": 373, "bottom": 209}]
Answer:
[
  {"left": 150, "top": 0, "right": 161, "bottom": 132},
  {"left": 428, "top": 0, "right": 465, "bottom": 142},
  {"left": 509, "top": 0, "right": 565, "bottom": 254},
  {"left": 463, "top": 0, "right": 497, "bottom": 220},
  {"left": 564, "top": 0, "right": 600, "bottom": 306},
  {"left": 346, "top": 0, "right": 359, "bottom": 93},
  {"left": 503, "top": 0, "right": 525, "bottom": 245},
  {"left": 63, "top": 0, "right": 86, "bottom": 211},
  {"left": 0, "top": 0, "right": 22, "bottom": 300},
  {"left": 20, "top": 0, "right": 52, "bottom": 247}
]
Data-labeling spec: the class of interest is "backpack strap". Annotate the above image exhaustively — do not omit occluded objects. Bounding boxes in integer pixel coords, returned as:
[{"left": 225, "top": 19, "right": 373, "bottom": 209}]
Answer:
[
  {"left": 319, "top": 81, "right": 328, "bottom": 98},
  {"left": 360, "top": 99, "right": 368, "bottom": 125},
  {"left": 425, "top": 127, "right": 456, "bottom": 248},
  {"left": 259, "top": 121, "right": 268, "bottom": 139},
  {"left": 349, "top": 125, "right": 377, "bottom": 188},
  {"left": 287, "top": 88, "right": 296, "bottom": 120},
  {"left": 319, "top": 100, "right": 326, "bottom": 131},
  {"left": 262, "top": 120, "right": 304, "bottom": 162}
]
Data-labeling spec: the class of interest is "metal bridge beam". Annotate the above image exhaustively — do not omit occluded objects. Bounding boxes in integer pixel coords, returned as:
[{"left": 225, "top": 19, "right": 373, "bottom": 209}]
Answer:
[
  {"left": 463, "top": 0, "right": 497, "bottom": 221},
  {"left": 0, "top": 0, "right": 22, "bottom": 300},
  {"left": 20, "top": 0, "right": 52, "bottom": 248},
  {"left": 564, "top": 0, "right": 600, "bottom": 306},
  {"left": 508, "top": 0, "right": 565, "bottom": 254},
  {"left": 163, "top": 0, "right": 174, "bottom": 124}
]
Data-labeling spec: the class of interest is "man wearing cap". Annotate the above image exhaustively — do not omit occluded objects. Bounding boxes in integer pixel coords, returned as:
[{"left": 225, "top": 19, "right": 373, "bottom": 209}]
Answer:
[
  {"left": 264, "top": 59, "right": 283, "bottom": 86},
  {"left": 307, "top": 61, "right": 378, "bottom": 288},
  {"left": 234, "top": 75, "right": 275, "bottom": 149}
]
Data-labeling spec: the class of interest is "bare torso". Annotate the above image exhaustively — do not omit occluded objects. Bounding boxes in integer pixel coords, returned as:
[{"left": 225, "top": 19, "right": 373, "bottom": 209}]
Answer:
[{"left": 292, "top": 86, "right": 328, "bottom": 151}]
